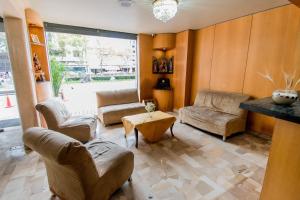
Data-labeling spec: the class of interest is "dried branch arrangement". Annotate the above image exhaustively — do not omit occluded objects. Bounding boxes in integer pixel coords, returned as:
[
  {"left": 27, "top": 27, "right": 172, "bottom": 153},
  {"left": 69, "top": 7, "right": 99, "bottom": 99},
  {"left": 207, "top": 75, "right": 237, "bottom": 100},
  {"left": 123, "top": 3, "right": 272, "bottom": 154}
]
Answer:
[{"left": 258, "top": 69, "right": 300, "bottom": 90}]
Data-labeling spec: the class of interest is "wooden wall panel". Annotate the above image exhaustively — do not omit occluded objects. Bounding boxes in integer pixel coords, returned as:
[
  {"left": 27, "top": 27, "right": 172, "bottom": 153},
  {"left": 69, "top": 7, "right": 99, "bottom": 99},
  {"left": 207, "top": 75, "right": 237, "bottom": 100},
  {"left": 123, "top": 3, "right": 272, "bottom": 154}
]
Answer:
[
  {"left": 243, "top": 5, "right": 300, "bottom": 135},
  {"left": 138, "top": 5, "right": 300, "bottom": 136},
  {"left": 173, "top": 30, "right": 194, "bottom": 109},
  {"left": 173, "top": 31, "right": 188, "bottom": 109},
  {"left": 210, "top": 16, "right": 252, "bottom": 93},
  {"left": 260, "top": 119, "right": 300, "bottom": 199},
  {"left": 153, "top": 33, "right": 176, "bottom": 50},
  {"left": 138, "top": 34, "right": 157, "bottom": 101},
  {"left": 184, "top": 30, "right": 195, "bottom": 106},
  {"left": 190, "top": 26, "right": 215, "bottom": 104},
  {"left": 189, "top": 5, "right": 300, "bottom": 136}
]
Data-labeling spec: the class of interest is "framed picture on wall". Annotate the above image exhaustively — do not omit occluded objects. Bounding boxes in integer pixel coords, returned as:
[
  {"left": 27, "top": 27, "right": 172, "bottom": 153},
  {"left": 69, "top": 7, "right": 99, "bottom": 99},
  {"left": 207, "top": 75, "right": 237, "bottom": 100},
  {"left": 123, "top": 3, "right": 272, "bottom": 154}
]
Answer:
[{"left": 152, "top": 56, "right": 174, "bottom": 74}]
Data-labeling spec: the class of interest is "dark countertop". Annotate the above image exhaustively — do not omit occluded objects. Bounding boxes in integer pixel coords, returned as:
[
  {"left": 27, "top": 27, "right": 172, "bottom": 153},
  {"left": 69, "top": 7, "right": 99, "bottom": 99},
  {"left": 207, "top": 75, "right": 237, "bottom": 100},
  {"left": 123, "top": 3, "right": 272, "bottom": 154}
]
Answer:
[{"left": 240, "top": 97, "right": 300, "bottom": 124}]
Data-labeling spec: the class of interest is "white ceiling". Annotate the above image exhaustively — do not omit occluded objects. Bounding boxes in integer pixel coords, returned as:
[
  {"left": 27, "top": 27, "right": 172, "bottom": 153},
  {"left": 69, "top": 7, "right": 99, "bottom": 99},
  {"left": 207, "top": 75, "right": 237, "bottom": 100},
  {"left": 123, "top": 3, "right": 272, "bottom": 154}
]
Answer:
[
  {"left": 0, "top": 0, "right": 30, "bottom": 19},
  {"left": 27, "top": 0, "right": 290, "bottom": 34}
]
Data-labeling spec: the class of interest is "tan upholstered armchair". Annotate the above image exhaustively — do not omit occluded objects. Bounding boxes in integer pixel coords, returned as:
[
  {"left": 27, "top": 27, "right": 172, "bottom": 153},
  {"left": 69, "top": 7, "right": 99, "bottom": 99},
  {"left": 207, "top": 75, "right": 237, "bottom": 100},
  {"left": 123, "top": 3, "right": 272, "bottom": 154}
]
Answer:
[
  {"left": 35, "top": 98, "right": 97, "bottom": 143},
  {"left": 23, "top": 127, "right": 134, "bottom": 200},
  {"left": 96, "top": 89, "right": 146, "bottom": 126}
]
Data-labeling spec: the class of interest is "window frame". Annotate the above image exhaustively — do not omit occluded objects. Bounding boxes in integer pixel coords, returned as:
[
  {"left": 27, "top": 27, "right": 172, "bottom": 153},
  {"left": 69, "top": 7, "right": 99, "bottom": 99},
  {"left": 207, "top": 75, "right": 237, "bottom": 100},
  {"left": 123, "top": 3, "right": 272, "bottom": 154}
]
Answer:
[
  {"left": 44, "top": 22, "right": 137, "bottom": 40},
  {"left": 0, "top": 18, "right": 4, "bottom": 32}
]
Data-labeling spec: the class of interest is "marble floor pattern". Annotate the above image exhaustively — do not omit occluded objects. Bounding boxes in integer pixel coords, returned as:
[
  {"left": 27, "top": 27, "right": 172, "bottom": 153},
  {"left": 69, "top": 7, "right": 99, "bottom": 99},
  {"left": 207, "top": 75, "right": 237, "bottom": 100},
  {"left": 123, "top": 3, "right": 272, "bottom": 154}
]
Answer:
[{"left": 0, "top": 119, "right": 271, "bottom": 200}]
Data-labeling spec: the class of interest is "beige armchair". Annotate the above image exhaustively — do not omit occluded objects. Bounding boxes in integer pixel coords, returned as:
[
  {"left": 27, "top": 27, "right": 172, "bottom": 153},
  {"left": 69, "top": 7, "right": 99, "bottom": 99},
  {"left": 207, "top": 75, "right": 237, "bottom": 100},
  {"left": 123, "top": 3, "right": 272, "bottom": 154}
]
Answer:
[
  {"left": 23, "top": 127, "right": 134, "bottom": 200},
  {"left": 179, "top": 90, "right": 250, "bottom": 140},
  {"left": 96, "top": 89, "right": 146, "bottom": 126},
  {"left": 36, "top": 98, "right": 97, "bottom": 143}
]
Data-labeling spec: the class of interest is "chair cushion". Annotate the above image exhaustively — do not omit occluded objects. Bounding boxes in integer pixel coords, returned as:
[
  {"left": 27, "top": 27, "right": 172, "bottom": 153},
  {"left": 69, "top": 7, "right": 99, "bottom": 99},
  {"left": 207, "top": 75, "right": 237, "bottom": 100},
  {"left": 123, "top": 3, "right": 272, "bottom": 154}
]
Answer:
[
  {"left": 58, "top": 115, "right": 97, "bottom": 143},
  {"left": 99, "top": 102, "right": 145, "bottom": 114},
  {"left": 98, "top": 102, "right": 146, "bottom": 125},
  {"left": 85, "top": 140, "right": 134, "bottom": 200},
  {"left": 85, "top": 140, "right": 133, "bottom": 177},
  {"left": 61, "top": 115, "right": 97, "bottom": 130}
]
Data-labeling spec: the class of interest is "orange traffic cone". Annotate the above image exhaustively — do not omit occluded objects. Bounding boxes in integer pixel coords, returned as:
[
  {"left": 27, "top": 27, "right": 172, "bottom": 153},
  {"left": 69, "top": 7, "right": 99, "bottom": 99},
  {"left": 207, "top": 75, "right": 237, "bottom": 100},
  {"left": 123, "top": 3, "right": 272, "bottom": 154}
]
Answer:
[{"left": 5, "top": 96, "right": 13, "bottom": 108}]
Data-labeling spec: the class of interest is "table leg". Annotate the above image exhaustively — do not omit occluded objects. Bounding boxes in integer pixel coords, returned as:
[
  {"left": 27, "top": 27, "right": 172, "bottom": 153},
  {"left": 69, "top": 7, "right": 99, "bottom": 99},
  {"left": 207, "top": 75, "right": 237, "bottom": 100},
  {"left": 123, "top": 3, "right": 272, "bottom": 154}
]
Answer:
[
  {"left": 170, "top": 123, "right": 174, "bottom": 137},
  {"left": 134, "top": 128, "right": 138, "bottom": 148}
]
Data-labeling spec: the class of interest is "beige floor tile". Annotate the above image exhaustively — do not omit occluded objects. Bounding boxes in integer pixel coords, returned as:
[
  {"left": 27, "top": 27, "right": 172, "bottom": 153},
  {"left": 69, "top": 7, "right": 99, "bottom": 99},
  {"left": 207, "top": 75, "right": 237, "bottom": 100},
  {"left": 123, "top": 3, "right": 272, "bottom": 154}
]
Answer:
[{"left": 0, "top": 117, "right": 270, "bottom": 200}]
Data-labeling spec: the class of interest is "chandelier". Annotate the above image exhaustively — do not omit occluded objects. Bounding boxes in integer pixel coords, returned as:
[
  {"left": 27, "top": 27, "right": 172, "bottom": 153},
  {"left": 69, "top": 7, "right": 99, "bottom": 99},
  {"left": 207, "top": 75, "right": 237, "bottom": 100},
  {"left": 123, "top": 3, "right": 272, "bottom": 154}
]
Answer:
[{"left": 153, "top": 0, "right": 178, "bottom": 23}]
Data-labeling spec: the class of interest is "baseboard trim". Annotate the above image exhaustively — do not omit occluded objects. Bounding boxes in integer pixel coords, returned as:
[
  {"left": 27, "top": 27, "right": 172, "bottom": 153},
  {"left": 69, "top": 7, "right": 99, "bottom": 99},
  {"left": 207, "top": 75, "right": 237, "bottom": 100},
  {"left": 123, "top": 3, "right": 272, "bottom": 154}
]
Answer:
[{"left": 0, "top": 118, "right": 21, "bottom": 128}]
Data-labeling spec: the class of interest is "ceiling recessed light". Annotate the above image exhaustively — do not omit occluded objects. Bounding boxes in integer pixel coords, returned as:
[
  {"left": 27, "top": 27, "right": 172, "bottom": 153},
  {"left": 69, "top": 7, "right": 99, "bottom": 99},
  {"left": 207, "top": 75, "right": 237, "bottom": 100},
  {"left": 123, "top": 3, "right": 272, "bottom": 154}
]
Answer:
[{"left": 119, "top": 0, "right": 134, "bottom": 7}]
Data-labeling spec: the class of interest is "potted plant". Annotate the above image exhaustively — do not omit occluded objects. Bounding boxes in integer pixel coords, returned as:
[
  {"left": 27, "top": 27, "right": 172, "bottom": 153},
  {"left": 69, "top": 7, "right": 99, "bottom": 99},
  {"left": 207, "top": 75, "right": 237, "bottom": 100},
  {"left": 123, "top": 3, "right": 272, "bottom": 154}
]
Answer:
[
  {"left": 145, "top": 102, "right": 156, "bottom": 118},
  {"left": 50, "top": 59, "right": 65, "bottom": 98}
]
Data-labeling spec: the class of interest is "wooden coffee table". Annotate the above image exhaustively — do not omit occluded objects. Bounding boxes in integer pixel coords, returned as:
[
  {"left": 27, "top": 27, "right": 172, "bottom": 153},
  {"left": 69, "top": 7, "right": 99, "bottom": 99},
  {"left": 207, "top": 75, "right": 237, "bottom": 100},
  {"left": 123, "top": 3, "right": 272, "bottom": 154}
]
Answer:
[{"left": 122, "top": 111, "right": 176, "bottom": 148}]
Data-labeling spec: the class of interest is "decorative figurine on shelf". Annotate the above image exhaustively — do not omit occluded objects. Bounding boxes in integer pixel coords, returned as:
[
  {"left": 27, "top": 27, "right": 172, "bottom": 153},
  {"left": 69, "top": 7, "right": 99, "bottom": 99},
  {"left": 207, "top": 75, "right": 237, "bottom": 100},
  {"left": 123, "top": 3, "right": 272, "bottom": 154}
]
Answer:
[
  {"left": 33, "top": 53, "right": 42, "bottom": 71},
  {"left": 153, "top": 57, "right": 159, "bottom": 73},
  {"left": 30, "top": 34, "right": 40, "bottom": 44},
  {"left": 33, "top": 53, "right": 45, "bottom": 82},
  {"left": 168, "top": 56, "right": 174, "bottom": 73}
]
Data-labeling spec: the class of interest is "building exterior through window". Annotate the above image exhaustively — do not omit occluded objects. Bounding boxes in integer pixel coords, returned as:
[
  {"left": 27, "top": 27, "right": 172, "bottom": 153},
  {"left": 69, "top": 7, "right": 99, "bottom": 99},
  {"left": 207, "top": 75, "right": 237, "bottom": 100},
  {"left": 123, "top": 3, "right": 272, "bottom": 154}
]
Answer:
[
  {"left": 46, "top": 31, "right": 138, "bottom": 115},
  {"left": 0, "top": 25, "right": 20, "bottom": 128}
]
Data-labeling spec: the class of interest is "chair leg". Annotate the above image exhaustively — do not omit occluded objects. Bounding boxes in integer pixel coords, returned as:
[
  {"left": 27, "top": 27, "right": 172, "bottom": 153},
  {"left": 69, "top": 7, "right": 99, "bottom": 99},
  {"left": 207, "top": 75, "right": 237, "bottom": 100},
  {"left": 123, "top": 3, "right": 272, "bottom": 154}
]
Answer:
[
  {"left": 50, "top": 188, "right": 58, "bottom": 199},
  {"left": 222, "top": 136, "right": 226, "bottom": 141}
]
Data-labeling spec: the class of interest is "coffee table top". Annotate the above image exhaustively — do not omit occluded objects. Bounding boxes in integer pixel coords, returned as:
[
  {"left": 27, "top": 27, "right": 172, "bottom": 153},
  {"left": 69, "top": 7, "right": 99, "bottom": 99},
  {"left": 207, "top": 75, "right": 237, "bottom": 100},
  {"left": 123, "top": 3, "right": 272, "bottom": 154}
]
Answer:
[
  {"left": 122, "top": 111, "right": 176, "bottom": 141},
  {"left": 122, "top": 111, "right": 175, "bottom": 125}
]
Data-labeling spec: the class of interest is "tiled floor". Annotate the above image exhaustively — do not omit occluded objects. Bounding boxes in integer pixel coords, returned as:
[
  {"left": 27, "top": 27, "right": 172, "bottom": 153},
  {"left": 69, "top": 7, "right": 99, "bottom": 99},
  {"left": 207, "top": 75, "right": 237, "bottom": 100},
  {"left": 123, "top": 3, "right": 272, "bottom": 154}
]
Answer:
[{"left": 0, "top": 118, "right": 271, "bottom": 200}]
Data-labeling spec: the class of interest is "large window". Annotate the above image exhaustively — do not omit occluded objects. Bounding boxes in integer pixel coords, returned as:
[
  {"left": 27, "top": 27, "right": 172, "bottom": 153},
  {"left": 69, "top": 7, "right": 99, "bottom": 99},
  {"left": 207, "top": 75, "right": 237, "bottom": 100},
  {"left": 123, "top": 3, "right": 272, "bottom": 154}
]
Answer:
[
  {"left": 45, "top": 24, "right": 137, "bottom": 115},
  {"left": 0, "top": 19, "right": 20, "bottom": 127}
]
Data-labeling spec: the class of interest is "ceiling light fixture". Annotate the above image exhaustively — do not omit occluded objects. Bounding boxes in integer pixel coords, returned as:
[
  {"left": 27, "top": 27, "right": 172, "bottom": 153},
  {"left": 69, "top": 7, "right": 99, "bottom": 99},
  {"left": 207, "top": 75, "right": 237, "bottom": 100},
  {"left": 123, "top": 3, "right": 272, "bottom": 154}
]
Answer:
[
  {"left": 153, "top": 0, "right": 178, "bottom": 23},
  {"left": 119, "top": 0, "right": 134, "bottom": 7}
]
